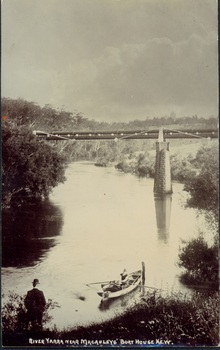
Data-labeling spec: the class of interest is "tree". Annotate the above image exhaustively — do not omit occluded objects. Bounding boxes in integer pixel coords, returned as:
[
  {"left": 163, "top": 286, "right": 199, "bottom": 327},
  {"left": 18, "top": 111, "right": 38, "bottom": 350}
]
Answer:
[
  {"left": 183, "top": 143, "right": 218, "bottom": 214},
  {"left": 1, "top": 97, "right": 87, "bottom": 132},
  {"left": 178, "top": 235, "right": 218, "bottom": 284},
  {"left": 1, "top": 97, "right": 42, "bottom": 127},
  {"left": 178, "top": 144, "right": 219, "bottom": 287},
  {"left": 2, "top": 124, "right": 67, "bottom": 207}
]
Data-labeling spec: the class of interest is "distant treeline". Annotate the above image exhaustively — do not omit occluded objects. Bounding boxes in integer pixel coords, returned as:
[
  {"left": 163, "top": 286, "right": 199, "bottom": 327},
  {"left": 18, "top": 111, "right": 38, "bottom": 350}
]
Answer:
[{"left": 2, "top": 97, "right": 217, "bottom": 131}]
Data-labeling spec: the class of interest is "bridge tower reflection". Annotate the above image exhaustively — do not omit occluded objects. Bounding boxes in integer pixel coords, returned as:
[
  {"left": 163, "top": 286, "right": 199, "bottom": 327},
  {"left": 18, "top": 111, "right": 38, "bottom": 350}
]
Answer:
[{"left": 154, "top": 194, "right": 172, "bottom": 243}]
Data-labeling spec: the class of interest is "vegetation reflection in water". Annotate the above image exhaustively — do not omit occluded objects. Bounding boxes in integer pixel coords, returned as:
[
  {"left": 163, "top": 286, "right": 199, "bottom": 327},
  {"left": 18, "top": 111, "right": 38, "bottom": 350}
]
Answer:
[{"left": 2, "top": 200, "right": 63, "bottom": 267}]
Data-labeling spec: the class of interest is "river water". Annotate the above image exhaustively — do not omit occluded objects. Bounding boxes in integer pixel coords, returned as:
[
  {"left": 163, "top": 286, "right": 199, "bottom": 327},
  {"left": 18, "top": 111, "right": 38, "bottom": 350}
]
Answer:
[{"left": 2, "top": 161, "right": 212, "bottom": 330}]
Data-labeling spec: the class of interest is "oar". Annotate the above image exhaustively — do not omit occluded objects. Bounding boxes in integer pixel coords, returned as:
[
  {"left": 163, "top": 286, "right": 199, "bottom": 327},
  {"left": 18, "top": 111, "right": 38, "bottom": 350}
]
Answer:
[
  {"left": 86, "top": 280, "right": 111, "bottom": 287},
  {"left": 141, "top": 285, "right": 164, "bottom": 291}
]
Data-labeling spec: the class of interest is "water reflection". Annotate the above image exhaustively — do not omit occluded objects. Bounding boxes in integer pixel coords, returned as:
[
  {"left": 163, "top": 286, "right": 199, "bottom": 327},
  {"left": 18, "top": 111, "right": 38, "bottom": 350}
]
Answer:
[
  {"left": 98, "top": 287, "right": 142, "bottom": 311},
  {"left": 154, "top": 194, "right": 172, "bottom": 243},
  {"left": 2, "top": 200, "right": 63, "bottom": 267}
]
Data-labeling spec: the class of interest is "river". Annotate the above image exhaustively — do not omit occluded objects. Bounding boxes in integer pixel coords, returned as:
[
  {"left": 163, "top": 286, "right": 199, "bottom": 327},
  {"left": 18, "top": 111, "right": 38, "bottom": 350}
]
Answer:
[{"left": 2, "top": 161, "right": 212, "bottom": 330}]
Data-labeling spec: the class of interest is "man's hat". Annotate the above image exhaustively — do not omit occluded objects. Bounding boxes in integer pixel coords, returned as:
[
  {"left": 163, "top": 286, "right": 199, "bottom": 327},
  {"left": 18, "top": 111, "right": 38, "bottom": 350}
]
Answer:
[{"left": 32, "top": 279, "right": 40, "bottom": 285}]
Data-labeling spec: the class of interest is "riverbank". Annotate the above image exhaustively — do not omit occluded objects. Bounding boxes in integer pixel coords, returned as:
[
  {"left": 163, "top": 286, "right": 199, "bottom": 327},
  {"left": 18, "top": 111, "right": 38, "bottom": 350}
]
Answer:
[{"left": 3, "top": 290, "right": 219, "bottom": 347}]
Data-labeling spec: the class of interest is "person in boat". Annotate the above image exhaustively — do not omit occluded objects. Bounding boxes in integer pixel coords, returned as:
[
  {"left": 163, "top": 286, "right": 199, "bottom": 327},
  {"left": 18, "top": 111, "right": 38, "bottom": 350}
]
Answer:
[
  {"left": 120, "top": 269, "right": 128, "bottom": 286},
  {"left": 103, "top": 281, "right": 121, "bottom": 292}
]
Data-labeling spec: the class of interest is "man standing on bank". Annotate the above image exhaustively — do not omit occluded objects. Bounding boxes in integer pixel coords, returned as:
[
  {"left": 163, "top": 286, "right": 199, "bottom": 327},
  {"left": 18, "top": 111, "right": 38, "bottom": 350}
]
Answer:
[{"left": 24, "top": 279, "right": 46, "bottom": 330}]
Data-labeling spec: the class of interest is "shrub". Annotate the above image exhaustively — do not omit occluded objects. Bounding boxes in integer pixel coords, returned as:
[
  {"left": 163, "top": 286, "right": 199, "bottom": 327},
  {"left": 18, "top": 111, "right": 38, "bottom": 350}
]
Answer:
[
  {"left": 58, "top": 291, "right": 219, "bottom": 346},
  {"left": 2, "top": 291, "right": 60, "bottom": 333},
  {"left": 183, "top": 144, "right": 218, "bottom": 214},
  {"left": 178, "top": 235, "right": 218, "bottom": 284}
]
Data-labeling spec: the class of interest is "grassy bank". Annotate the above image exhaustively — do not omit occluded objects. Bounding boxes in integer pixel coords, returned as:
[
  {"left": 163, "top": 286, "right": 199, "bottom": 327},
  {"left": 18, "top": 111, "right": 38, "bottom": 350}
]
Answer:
[{"left": 2, "top": 290, "right": 219, "bottom": 347}]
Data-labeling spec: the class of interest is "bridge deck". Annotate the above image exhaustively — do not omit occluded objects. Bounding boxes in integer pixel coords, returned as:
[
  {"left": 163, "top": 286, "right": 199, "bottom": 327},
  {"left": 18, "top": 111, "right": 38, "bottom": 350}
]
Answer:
[{"left": 34, "top": 129, "right": 218, "bottom": 141}]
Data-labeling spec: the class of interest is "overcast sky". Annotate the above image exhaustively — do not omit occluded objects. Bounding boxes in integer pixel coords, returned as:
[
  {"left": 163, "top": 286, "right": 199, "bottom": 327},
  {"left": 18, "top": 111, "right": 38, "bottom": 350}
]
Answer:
[{"left": 2, "top": 0, "right": 218, "bottom": 122}]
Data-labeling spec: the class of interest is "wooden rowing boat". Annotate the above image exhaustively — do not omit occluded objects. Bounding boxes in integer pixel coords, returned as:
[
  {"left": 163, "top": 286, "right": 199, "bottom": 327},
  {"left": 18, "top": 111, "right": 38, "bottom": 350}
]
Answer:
[{"left": 97, "top": 270, "right": 142, "bottom": 301}]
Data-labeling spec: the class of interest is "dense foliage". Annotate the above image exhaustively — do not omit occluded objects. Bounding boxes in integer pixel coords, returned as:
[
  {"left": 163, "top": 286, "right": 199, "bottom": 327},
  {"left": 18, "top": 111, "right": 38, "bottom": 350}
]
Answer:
[
  {"left": 2, "top": 291, "right": 219, "bottom": 347},
  {"left": 2, "top": 123, "right": 66, "bottom": 207},
  {"left": 115, "top": 151, "right": 155, "bottom": 177},
  {"left": 178, "top": 234, "right": 218, "bottom": 285},
  {"left": 183, "top": 144, "right": 218, "bottom": 213},
  {"left": 1, "top": 97, "right": 86, "bottom": 131},
  {"left": 2, "top": 291, "right": 60, "bottom": 333},
  {"left": 176, "top": 144, "right": 218, "bottom": 286}
]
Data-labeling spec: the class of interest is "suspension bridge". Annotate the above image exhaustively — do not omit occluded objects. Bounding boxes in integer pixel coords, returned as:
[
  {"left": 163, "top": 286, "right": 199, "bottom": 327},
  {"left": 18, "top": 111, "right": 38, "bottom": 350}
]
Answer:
[
  {"left": 33, "top": 127, "right": 218, "bottom": 196},
  {"left": 33, "top": 128, "right": 218, "bottom": 141}
]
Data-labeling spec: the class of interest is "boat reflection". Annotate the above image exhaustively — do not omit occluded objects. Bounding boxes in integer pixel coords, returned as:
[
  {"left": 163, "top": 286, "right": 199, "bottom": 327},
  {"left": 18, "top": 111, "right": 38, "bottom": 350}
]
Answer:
[
  {"left": 98, "top": 286, "right": 142, "bottom": 311},
  {"left": 154, "top": 194, "right": 172, "bottom": 243}
]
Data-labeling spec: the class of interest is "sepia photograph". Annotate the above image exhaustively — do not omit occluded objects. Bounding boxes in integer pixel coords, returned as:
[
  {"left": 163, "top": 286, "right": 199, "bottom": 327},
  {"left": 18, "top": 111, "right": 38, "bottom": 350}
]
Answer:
[{"left": 1, "top": 0, "right": 219, "bottom": 348}]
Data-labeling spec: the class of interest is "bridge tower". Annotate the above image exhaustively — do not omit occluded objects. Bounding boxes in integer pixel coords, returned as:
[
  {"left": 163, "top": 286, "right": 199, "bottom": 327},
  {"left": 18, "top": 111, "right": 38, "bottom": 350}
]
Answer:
[{"left": 154, "top": 128, "right": 172, "bottom": 195}]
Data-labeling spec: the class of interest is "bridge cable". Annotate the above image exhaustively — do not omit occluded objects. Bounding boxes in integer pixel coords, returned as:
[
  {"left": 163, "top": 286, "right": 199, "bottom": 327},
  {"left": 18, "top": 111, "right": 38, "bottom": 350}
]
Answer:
[
  {"left": 35, "top": 130, "right": 76, "bottom": 141},
  {"left": 117, "top": 130, "right": 149, "bottom": 140},
  {"left": 165, "top": 127, "right": 210, "bottom": 140},
  {"left": 35, "top": 129, "right": 152, "bottom": 141}
]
